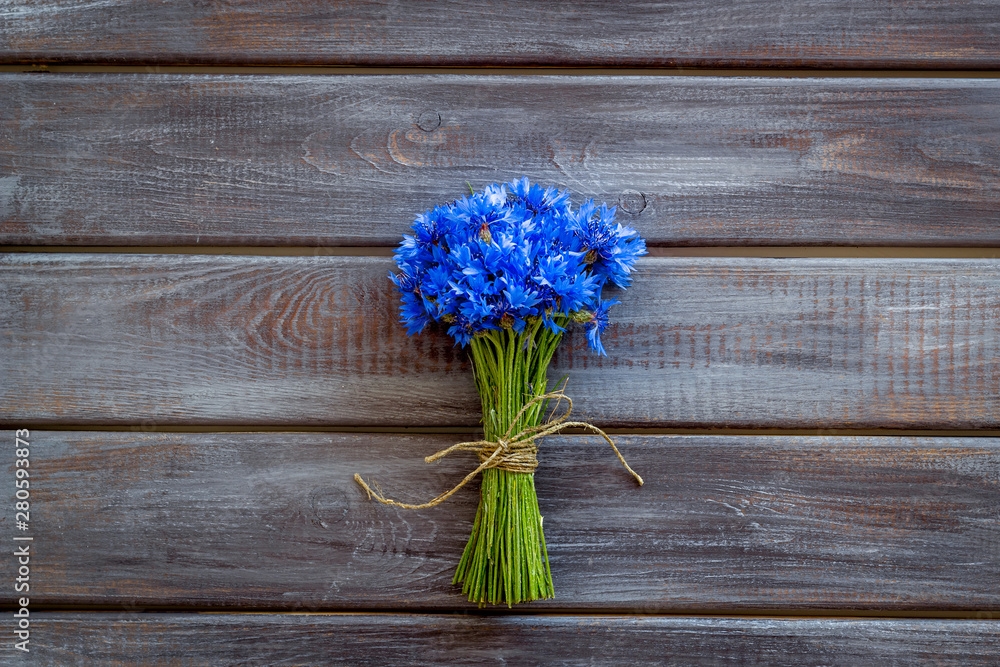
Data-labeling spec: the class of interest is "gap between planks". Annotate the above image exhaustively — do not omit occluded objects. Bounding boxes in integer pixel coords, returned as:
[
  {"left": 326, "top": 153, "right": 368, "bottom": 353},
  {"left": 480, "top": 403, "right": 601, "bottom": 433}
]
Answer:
[
  {"left": 10, "top": 606, "right": 1000, "bottom": 620},
  {"left": 3, "top": 246, "right": 1000, "bottom": 258},
  {"left": 1, "top": 64, "right": 1000, "bottom": 78},
  {"left": 9, "top": 425, "right": 1000, "bottom": 437}
]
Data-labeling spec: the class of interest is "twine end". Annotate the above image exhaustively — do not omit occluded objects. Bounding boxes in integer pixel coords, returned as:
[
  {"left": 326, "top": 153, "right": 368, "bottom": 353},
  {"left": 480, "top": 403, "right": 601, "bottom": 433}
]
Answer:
[{"left": 354, "top": 473, "right": 373, "bottom": 500}]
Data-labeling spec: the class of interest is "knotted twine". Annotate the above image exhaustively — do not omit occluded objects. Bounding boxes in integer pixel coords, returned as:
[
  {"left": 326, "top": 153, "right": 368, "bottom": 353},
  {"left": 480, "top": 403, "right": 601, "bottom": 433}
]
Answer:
[{"left": 354, "top": 389, "right": 643, "bottom": 510}]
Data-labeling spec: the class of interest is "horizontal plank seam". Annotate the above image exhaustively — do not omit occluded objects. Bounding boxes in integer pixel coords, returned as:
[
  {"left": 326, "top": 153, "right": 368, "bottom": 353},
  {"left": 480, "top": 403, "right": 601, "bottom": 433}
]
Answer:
[
  {"left": 4, "top": 606, "right": 999, "bottom": 620},
  {"left": 2, "top": 65, "right": 1000, "bottom": 78},
  {"left": 4, "top": 247, "right": 1000, "bottom": 259},
  {"left": 8, "top": 425, "right": 1000, "bottom": 437}
]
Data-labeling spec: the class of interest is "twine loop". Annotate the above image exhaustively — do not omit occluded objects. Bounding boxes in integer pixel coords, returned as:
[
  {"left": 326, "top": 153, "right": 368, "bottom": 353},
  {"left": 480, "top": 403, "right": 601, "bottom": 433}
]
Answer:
[{"left": 354, "top": 389, "right": 642, "bottom": 510}]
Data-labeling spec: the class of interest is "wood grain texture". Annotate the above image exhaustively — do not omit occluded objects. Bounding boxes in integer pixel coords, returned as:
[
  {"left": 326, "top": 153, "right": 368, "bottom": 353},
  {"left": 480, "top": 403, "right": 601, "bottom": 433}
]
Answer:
[
  {"left": 3, "top": 75, "right": 1000, "bottom": 246},
  {"left": 7, "top": 614, "right": 1000, "bottom": 666},
  {"left": 2, "top": 431, "right": 998, "bottom": 610},
  {"left": 1, "top": 1, "right": 999, "bottom": 68},
  {"left": 2, "top": 254, "right": 999, "bottom": 428}
]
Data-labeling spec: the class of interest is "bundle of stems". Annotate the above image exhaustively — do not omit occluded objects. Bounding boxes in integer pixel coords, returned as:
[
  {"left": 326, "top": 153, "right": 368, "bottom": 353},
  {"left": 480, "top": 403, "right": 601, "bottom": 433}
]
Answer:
[{"left": 454, "top": 316, "right": 567, "bottom": 606}]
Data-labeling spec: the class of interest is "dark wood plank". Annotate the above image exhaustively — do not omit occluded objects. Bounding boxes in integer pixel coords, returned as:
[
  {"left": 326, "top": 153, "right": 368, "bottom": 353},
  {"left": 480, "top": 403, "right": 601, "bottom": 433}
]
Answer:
[
  {"left": 3, "top": 75, "right": 1000, "bottom": 246},
  {"left": 3, "top": 255, "right": 999, "bottom": 428},
  {"left": 3, "top": 431, "right": 998, "bottom": 610},
  {"left": 10, "top": 614, "right": 1000, "bottom": 666},
  {"left": 2, "top": 1, "right": 999, "bottom": 68}
]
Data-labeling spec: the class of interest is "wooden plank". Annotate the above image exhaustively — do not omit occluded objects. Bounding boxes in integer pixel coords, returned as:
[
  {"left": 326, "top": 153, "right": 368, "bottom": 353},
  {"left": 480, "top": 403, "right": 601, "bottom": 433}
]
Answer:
[
  {"left": 10, "top": 614, "right": 1000, "bottom": 665},
  {"left": 3, "top": 431, "right": 998, "bottom": 610},
  {"left": 3, "top": 75, "right": 1000, "bottom": 247},
  {"left": 3, "top": 254, "right": 999, "bottom": 429},
  {"left": 2, "top": 1, "right": 999, "bottom": 68}
]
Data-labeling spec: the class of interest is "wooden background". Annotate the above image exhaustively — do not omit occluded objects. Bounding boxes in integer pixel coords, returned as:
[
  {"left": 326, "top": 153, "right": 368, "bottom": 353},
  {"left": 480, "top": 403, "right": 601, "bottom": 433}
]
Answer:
[{"left": 2, "top": 2, "right": 999, "bottom": 664}]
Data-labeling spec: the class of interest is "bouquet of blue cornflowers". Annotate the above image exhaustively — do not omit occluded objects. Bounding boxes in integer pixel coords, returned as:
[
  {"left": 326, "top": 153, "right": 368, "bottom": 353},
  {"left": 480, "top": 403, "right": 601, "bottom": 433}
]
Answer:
[{"left": 356, "top": 177, "right": 646, "bottom": 606}]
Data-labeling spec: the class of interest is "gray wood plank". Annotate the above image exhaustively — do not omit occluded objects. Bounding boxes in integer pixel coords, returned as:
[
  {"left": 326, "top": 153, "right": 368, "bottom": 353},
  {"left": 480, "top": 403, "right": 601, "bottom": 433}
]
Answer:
[
  {"left": 2, "top": 431, "right": 998, "bottom": 610},
  {"left": 6, "top": 614, "right": 1000, "bottom": 666},
  {"left": 2, "top": 0, "right": 999, "bottom": 68},
  {"left": 2, "top": 254, "right": 998, "bottom": 428},
  {"left": 3, "top": 75, "right": 1000, "bottom": 246}
]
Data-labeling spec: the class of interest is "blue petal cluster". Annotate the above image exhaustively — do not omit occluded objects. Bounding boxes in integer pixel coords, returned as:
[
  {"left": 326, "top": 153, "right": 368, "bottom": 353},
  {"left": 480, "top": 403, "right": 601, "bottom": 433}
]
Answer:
[{"left": 390, "top": 177, "right": 647, "bottom": 354}]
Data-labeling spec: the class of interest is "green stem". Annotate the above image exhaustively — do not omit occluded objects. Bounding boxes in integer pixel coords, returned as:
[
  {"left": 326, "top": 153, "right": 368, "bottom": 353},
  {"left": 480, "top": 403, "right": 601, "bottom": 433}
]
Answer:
[{"left": 452, "top": 318, "right": 566, "bottom": 606}]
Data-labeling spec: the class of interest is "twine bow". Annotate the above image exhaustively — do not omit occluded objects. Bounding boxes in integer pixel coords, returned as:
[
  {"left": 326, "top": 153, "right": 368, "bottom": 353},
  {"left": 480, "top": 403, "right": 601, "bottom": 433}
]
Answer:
[{"left": 354, "top": 389, "right": 643, "bottom": 510}]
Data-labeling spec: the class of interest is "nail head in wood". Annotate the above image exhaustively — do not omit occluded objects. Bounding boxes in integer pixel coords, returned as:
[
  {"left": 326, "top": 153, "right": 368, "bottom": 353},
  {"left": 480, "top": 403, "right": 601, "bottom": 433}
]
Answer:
[
  {"left": 416, "top": 109, "right": 442, "bottom": 132},
  {"left": 619, "top": 190, "right": 647, "bottom": 215}
]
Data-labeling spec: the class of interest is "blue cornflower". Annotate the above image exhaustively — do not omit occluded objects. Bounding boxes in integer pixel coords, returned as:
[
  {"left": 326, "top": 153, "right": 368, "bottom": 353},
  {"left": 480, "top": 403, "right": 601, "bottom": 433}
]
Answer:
[
  {"left": 568, "top": 200, "right": 648, "bottom": 288},
  {"left": 412, "top": 205, "right": 451, "bottom": 246},
  {"left": 391, "top": 278, "right": 432, "bottom": 336},
  {"left": 451, "top": 191, "right": 515, "bottom": 243},
  {"left": 507, "top": 176, "right": 572, "bottom": 217},
  {"left": 447, "top": 313, "right": 478, "bottom": 347},
  {"left": 581, "top": 297, "right": 618, "bottom": 357},
  {"left": 500, "top": 276, "right": 541, "bottom": 313}
]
